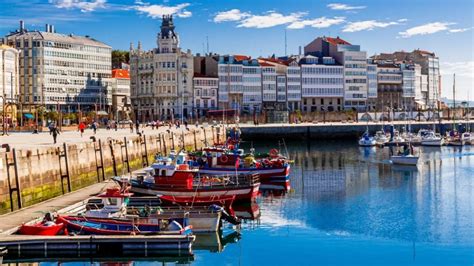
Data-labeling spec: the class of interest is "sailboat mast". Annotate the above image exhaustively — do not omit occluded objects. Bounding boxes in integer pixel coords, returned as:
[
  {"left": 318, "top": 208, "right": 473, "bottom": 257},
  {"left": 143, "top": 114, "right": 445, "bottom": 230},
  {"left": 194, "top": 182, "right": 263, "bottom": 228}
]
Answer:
[{"left": 453, "top": 73, "right": 456, "bottom": 131}]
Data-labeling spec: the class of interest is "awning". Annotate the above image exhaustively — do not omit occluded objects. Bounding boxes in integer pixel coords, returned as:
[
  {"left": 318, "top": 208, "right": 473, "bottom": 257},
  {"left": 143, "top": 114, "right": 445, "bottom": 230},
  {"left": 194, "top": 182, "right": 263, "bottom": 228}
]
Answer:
[
  {"left": 23, "top": 113, "right": 34, "bottom": 119},
  {"left": 414, "top": 100, "right": 425, "bottom": 106},
  {"left": 96, "top": 111, "right": 108, "bottom": 115}
]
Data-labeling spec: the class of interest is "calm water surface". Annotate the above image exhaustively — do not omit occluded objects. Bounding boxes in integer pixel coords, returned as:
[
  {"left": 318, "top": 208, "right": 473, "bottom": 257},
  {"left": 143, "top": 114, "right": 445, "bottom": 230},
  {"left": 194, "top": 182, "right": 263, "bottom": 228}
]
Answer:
[{"left": 4, "top": 140, "right": 474, "bottom": 265}]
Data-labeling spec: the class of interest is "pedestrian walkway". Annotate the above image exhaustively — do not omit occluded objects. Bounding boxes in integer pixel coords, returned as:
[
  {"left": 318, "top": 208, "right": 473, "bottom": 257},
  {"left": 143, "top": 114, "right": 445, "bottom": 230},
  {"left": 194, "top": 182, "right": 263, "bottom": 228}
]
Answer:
[{"left": 0, "top": 180, "right": 114, "bottom": 235}]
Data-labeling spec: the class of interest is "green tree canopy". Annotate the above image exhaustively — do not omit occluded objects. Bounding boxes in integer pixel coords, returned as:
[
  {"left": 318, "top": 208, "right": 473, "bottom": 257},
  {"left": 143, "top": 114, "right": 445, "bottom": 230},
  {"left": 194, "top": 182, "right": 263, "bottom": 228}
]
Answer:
[{"left": 112, "top": 50, "right": 130, "bottom": 69}]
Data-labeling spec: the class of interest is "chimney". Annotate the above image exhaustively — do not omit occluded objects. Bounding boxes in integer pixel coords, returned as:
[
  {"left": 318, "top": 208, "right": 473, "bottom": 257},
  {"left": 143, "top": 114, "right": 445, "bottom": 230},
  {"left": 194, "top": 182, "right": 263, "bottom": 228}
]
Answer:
[
  {"left": 45, "top": 24, "right": 49, "bottom": 32},
  {"left": 50, "top": 25, "right": 55, "bottom": 33},
  {"left": 19, "top": 20, "right": 25, "bottom": 32},
  {"left": 298, "top": 46, "right": 302, "bottom": 56}
]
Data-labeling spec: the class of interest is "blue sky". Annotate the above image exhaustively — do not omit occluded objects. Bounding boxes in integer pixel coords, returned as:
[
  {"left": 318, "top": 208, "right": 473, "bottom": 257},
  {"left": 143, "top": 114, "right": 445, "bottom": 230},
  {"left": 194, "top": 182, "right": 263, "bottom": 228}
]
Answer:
[{"left": 1, "top": 0, "right": 473, "bottom": 100}]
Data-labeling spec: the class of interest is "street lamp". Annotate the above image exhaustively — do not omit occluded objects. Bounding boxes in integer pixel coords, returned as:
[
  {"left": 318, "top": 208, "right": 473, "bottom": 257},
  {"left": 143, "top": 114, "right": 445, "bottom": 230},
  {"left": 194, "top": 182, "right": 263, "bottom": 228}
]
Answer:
[{"left": 1, "top": 95, "right": 6, "bottom": 135}]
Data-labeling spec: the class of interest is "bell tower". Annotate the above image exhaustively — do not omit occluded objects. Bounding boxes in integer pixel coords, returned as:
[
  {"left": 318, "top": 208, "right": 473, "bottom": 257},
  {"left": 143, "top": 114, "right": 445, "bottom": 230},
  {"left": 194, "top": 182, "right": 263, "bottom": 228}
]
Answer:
[{"left": 157, "top": 15, "right": 179, "bottom": 53}]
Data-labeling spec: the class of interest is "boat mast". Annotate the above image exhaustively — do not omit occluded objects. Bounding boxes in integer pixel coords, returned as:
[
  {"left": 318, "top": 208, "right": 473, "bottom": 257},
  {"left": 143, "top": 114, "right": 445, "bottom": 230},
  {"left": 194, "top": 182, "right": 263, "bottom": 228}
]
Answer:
[{"left": 452, "top": 73, "right": 456, "bottom": 132}]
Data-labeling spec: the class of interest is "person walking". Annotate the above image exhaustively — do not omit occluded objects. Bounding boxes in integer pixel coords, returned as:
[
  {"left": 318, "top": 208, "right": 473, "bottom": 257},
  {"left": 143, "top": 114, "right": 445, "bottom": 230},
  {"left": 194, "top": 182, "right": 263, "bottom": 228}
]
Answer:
[
  {"left": 78, "top": 121, "right": 86, "bottom": 137},
  {"left": 91, "top": 121, "right": 97, "bottom": 135},
  {"left": 51, "top": 125, "right": 60, "bottom": 144},
  {"left": 129, "top": 121, "right": 134, "bottom": 133},
  {"left": 135, "top": 120, "right": 140, "bottom": 134}
]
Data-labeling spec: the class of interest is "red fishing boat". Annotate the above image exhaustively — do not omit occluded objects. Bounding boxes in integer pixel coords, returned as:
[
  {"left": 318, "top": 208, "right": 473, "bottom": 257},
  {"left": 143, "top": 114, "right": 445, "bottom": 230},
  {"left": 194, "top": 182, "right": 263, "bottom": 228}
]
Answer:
[{"left": 113, "top": 153, "right": 260, "bottom": 201}]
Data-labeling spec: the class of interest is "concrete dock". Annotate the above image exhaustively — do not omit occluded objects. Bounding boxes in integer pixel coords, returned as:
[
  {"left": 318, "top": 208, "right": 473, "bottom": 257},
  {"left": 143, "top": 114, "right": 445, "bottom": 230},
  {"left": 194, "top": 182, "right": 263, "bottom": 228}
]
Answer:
[{"left": 0, "top": 180, "right": 115, "bottom": 235}]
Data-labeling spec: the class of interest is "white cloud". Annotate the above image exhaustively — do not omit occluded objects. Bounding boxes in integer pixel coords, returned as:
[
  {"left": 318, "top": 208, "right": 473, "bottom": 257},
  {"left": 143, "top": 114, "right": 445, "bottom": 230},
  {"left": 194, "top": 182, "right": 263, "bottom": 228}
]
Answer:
[
  {"left": 440, "top": 61, "right": 474, "bottom": 78},
  {"left": 343, "top": 20, "right": 401, "bottom": 32},
  {"left": 214, "top": 9, "right": 250, "bottom": 23},
  {"left": 213, "top": 10, "right": 345, "bottom": 30},
  {"left": 134, "top": 3, "right": 191, "bottom": 19},
  {"left": 287, "top": 16, "right": 345, "bottom": 29},
  {"left": 398, "top": 22, "right": 455, "bottom": 38},
  {"left": 49, "top": 0, "right": 106, "bottom": 12},
  {"left": 327, "top": 3, "right": 366, "bottom": 10},
  {"left": 448, "top": 27, "right": 471, "bottom": 33},
  {"left": 237, "top": 12, "right": 304, "bottom": 29}
]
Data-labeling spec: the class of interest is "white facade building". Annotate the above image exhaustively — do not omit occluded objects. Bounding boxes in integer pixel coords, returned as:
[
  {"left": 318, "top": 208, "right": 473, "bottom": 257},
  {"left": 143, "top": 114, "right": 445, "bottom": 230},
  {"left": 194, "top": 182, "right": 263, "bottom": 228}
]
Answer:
[
  {"left": 0, "top": 45, "right": 20, "bottom": 105},
  {"left": 130, "top": 15, "right": 193, "bottom": 121},
  {"left": 286, "top": 60, "right": 302, "bottom": 111},
  {"left": 300, "top": 55, "right": 344, "bottom": 112},
  {"left": 2, "top": 21, "right": 112, "bottom": 112},
  {"left": 242, "top": 60, "right": 262, "bottom": 113},
  {"left": 366, "top": 62, "right": 378, "bottom": 110},
  {"left": 193, "top": 75, "right": 218, "bottom": 116},
  {"left": 217, "top": 56, "right": 244, "bottom": 110}
]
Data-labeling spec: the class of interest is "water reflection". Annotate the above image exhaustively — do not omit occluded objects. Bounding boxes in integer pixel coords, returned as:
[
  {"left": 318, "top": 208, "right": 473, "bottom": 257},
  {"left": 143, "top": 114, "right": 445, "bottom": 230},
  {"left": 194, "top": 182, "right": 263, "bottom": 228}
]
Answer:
[{"left": 251, "top": 140, "right": 473, "bottom": 246}]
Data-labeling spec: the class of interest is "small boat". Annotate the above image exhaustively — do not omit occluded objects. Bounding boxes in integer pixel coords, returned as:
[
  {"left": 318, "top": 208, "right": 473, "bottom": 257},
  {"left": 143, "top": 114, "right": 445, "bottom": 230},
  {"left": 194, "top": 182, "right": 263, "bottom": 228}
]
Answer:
[
  {"left": 421, "top": 131, "right": 445, "bottom": 146},
  {"left": 359, "top": 131, "right": 376, "bottom": 147},
  {"left": 390, "top": 144, "right": 419, "bottom": 166},
  {"left": 56, "top": 215, "right": 192, "bottom": 236},
  {"left": 18, "top": 222, "right": 64, "bottom": 236},
  {"left": 390, "top": 155, "right": 419, "bottom": 165},
  {"left": 85, "top": 188, "right": 133, "bottom": 218},
  {"left": 17, "top": 213, "right": 65, "bottom": 236},
  {"left": 0, "top": 246, "right": 6, "bottom": 264},
  {"left": 462, "top": 132, "right": 473, "bottom": 145},
  {"left": 374, "top": 131, "right": 389, "bottom": 145}
]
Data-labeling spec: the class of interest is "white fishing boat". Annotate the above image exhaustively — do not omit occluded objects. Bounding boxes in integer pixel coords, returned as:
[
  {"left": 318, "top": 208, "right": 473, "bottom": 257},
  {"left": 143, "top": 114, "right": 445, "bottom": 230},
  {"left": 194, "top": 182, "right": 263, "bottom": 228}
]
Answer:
[
  {"left": 359, "top": 132, "right": 376, "bottom": 147},
  {"left": 421, "top": 131, "right": 445, "bottom": 146},
  {"left": 462, "top": 132, "right": 473, "bottom": 145},
  {"left": 374, "top": 131, "right": 389, "bottom": 144},
  {"left": 390, "top": 154, "right": 419, "bottom": 165}
]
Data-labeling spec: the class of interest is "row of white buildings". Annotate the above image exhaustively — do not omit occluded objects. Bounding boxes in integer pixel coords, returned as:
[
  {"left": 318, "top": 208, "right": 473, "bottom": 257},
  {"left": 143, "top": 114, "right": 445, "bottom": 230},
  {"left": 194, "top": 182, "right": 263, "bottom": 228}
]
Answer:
[
  {"left": 130, "top": 17, "right": 441, "bottom": 120},
  {"left": 1, "top": 17, "right": 442, "bottom": 124}
]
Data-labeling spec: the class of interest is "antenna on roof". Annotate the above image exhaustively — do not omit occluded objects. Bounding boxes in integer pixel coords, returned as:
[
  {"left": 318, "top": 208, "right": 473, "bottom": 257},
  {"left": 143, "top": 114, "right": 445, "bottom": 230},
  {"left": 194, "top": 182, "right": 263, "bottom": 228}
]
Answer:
[{"left": 206, "top": 36, "right": 209, "bottom": 54}]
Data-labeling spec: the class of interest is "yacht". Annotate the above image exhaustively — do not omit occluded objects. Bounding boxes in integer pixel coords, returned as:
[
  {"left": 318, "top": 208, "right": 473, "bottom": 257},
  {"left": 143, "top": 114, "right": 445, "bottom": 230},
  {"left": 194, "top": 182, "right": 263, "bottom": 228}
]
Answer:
[
  {"left": 421, "top": 131, "right": 445, "bottom": 146},
  {"left": 359, "top": 131, "right": 376, "bottom": 147}
]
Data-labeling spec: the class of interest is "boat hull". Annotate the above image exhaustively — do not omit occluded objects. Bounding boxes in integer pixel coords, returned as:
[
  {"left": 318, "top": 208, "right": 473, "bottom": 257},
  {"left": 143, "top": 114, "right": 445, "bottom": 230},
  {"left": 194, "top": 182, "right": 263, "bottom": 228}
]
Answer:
[
  {"left": 18, "top": 223, "right": 64, "bottom": 236},
  {"left": 56, "top": 216, "right": 190, "bottom": 236},
  {"left": 421, "top": 139, "right": 444, "bottom": 146},
  {"left": 198, "top": 165, "right": 290, "bottom": 183},
  {"left": 390, "top": 156, "right": 419, "bottom": 166}
]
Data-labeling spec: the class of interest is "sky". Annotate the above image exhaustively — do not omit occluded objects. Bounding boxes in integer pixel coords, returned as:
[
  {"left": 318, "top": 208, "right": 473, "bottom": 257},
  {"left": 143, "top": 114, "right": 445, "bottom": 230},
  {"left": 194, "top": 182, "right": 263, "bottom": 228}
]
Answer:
[{"left": 1, "top": 0, "right": 473, "bottom": 100}]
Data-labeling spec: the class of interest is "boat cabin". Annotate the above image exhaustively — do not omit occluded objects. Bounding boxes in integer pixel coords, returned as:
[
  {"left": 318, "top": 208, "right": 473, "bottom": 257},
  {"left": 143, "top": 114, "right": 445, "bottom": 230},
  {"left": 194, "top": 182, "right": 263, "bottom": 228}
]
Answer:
[{"left": 85, "top": 188, "right": 133, "bottom": 218}]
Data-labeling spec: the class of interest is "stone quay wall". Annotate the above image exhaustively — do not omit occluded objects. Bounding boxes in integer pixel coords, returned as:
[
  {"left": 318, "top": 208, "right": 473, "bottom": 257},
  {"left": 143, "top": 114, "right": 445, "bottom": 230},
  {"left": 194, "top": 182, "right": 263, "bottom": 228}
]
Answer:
[{"left": 0, "top": 127, "right": 220, "bottom": 214}]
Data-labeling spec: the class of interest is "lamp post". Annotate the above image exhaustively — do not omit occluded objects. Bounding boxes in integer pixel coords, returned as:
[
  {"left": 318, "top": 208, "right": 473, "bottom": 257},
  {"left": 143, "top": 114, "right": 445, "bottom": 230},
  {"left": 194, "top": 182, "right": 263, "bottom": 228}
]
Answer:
[
  {"left": 56, "top": 100, "right": 62, "bottom": 131},
  {"left": 1, "top": 95, "right": 6, "bottom": 135}
]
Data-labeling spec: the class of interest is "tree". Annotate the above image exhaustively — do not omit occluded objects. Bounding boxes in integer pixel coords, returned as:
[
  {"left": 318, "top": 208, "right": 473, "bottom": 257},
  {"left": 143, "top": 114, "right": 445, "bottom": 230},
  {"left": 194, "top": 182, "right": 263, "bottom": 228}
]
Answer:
[{"left": 112, "top": 50, "right": 129, "bottom": 69}]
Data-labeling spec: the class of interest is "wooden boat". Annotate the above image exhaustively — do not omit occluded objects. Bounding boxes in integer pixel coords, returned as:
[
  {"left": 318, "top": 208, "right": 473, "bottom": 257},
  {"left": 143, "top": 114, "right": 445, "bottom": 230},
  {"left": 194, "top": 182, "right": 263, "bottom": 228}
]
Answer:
[
  {"left": 17, "top": 222, "right": 65, "bottom": 236},
  {"left": 113, "top": 162, "right": 260, "bottom": 200},
  {"left": 56, "top": 215, "right": 191, "bottom": 236},
  {"left": 192, "top": 147, "right": 291, "bottom": 184},
  {"left": 84, "top": 191, "right": 229, "bottom": 232}
]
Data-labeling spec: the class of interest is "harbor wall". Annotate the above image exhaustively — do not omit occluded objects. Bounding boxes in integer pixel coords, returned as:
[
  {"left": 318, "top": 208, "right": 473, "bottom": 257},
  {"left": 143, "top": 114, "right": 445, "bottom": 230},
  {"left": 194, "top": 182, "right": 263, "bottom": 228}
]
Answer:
[
  {"left": 0, "top": 127, "right": 218, "bottom": 214},
  {"left": 239, "top": 121, "right": 471, "bottom": 140}
]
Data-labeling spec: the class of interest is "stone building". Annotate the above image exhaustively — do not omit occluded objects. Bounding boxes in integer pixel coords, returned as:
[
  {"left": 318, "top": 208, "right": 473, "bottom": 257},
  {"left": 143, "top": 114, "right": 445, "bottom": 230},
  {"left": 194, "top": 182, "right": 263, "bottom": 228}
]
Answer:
[
  {"left": 111, "top": 69, "right": 131, "bottom": 121},
  {"left": 130, "top": 15, "right": 193, "bottom": 121}
]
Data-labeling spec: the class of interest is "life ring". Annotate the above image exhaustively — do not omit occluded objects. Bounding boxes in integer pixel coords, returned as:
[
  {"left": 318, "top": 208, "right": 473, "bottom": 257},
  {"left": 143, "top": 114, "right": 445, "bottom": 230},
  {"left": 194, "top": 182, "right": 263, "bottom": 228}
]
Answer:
[
  {"left": 221, "top": 155, "right": 228, "bottom": 163},
  {"left": 269, "top": 149, "right": 279, "bottom": 158}
]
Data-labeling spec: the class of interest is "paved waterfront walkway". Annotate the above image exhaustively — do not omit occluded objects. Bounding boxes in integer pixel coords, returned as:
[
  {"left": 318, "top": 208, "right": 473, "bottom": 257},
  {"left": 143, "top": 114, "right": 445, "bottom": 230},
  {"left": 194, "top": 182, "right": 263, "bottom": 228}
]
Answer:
[
  {"left": 0, "top": 125, "right": 205, "bottom": 149},
  {"left": 0, "top": 180, "right": 114, "bottom": 235}
]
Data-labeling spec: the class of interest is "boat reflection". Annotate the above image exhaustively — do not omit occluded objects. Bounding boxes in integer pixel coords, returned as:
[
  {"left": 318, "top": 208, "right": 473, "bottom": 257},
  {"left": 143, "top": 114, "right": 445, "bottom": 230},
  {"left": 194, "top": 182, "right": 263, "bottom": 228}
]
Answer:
[
  {"left": 260, "top": 181, "right": 291, "bottom": 196},
  {"left": 233, "top": 200, "right": 261, "bottom": 221},
  {"left": 2, "top": 255, "right": 194, "bottom": 265},
  {"left": 194, "top": 230, "right": 240, "bottom": 253}
]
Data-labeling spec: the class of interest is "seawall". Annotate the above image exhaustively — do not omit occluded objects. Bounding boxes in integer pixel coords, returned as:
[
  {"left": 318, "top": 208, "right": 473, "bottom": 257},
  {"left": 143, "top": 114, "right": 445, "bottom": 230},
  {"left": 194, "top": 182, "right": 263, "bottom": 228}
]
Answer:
[
  {"left": 239, "top": 121, "right": 471, "bottom": 140},
  {"left": 0, "top": 127, "right": 218, "bottom": 214}
]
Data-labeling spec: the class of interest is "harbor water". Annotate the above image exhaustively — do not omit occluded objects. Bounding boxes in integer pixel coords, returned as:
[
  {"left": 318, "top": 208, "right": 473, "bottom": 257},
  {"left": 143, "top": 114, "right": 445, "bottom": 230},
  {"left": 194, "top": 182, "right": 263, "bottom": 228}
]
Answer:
[{"left": 3, "top": 140, "right": 473, "bottom": 265}]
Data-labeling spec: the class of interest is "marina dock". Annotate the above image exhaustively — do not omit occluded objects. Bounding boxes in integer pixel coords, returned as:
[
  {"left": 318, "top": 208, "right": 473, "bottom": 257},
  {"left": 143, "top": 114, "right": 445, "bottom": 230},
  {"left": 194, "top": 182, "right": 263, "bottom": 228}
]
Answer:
[{"left": 0, "top": 234, "right": 195, "bottom": 258}]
